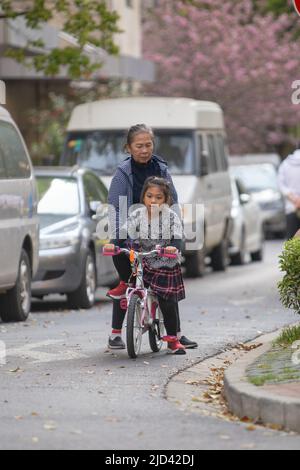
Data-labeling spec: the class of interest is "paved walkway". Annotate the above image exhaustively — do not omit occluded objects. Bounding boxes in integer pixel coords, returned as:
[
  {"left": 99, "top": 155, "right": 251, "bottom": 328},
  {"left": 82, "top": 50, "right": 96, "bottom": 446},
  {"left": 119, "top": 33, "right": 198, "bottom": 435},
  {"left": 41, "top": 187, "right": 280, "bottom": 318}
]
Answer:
[{"left": 167, "top": 327, "right": 300, "bottom": 434}]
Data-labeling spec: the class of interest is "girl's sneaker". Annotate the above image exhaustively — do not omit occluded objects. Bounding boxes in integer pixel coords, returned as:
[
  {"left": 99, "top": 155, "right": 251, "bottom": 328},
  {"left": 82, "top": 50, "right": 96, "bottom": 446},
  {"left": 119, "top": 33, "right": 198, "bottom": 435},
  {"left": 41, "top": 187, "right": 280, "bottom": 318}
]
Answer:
[
  {"left": 107, "top": 281, "right": 128, "bottom": 300},
  {"left": 163, "top": 336, "right": 186, "bottom": 355},
  {"left": 108, "top": 335, "right": 125, "bottom": 350}
]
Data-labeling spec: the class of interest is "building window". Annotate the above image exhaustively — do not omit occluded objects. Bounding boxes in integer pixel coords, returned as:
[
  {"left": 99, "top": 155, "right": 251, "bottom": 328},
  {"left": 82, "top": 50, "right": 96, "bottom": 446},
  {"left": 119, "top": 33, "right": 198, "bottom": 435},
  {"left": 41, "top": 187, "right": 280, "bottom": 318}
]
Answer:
[{"left": 126, "top": 0, "right": 133, "bottom": 8}]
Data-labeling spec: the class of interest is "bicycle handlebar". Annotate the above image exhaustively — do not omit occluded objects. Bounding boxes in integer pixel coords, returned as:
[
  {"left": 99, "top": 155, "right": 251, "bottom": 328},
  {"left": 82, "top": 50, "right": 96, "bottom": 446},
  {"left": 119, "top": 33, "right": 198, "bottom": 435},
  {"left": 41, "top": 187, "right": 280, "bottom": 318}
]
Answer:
[{"left": 103, "top": 244, "right": 178, "bottom": 259}]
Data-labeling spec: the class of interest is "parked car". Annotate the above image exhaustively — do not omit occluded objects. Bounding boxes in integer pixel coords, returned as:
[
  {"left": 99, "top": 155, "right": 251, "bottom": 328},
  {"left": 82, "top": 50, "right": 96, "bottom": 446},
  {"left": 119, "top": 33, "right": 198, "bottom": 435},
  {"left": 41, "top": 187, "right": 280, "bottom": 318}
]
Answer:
[
  {"left": 60, "top": 97, "right": 233, "bottom": 277},
  {"left": 0, "top": 106, "right": 39, "bottom": 322},
  {"left": 32, "top": 167, "right": 116, "bottom": 309},
  {"left": 229, "top": 175, "right": 264, "bottom": 265},
  {"left": 230, "top": 163, "right": 286, "bottom": 238},
  {"left": 229, "top": 153, "right": 281, "bottom": 170}
]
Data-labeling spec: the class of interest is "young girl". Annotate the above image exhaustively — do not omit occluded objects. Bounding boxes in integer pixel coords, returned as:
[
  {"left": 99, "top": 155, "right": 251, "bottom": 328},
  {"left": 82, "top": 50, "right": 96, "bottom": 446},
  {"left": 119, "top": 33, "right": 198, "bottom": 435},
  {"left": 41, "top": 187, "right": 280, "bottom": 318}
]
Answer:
[{"left": 110, "top": 176, "right": 186, "bottom": 355}]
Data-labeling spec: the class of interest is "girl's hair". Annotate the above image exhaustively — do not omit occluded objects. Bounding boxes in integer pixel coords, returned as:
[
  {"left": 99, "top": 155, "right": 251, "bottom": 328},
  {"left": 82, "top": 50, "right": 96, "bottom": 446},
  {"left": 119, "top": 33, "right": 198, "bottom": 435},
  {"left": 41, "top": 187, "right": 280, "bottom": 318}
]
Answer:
[
  {"left": 141, "top": 177, "right": 173, "bottom": 206},
  {"left": 124, "top": 124, "right": 155, "bottom": 151}
]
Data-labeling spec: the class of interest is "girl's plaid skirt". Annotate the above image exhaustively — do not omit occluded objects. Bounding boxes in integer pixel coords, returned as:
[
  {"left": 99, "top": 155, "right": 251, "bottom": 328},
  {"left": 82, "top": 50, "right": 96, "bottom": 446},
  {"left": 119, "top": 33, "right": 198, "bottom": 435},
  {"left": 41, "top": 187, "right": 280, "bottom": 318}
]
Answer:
[{"left": 142, "top": 261, "right": 185, "bottom": 303}]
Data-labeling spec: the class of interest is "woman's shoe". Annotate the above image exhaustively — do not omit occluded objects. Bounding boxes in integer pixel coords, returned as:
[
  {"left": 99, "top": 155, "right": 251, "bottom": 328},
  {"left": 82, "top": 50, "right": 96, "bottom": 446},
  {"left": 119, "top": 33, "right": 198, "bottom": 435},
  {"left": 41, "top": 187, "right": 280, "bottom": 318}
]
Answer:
[{"left": 179, "top": 336, "right": 198, "bottom": 349}]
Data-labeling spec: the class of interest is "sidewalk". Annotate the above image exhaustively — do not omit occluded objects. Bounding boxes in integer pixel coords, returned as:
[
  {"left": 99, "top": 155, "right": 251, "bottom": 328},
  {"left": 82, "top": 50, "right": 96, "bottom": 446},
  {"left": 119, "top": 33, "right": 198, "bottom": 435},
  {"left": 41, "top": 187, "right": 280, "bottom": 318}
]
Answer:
[
  {"left": 224, "top": 329, "right": 300, "bottom": 433},
  {"left": 166, "top": 328, "right": 300, "bottom": 434}
]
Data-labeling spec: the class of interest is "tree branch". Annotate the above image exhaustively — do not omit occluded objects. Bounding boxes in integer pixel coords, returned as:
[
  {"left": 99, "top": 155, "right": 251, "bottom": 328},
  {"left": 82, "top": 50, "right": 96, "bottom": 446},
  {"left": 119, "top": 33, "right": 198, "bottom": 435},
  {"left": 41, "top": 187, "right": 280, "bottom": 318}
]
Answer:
[{"left": 0, "top": 11, "right": 28, "bottom": 20}]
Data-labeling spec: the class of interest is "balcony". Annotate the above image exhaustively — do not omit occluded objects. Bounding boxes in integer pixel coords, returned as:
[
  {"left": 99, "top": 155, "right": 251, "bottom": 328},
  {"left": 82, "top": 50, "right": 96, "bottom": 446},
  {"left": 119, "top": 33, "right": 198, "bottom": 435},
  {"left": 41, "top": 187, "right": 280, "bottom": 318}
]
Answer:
[{"left": 0, "top": 17, "right": 155, "bottom": 82}]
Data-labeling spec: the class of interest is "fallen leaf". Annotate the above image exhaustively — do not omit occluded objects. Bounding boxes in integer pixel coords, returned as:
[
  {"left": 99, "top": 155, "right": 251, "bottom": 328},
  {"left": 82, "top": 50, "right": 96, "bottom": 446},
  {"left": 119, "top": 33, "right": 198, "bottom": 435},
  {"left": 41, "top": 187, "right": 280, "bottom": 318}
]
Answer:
[
  {"left": 43, "top": 421, "right": 57, "bottom": 431},
  {"left": 241, "top": 416, "right": 251, "bottom": 423},
  {"left": 246, "top": 425, "right": 257, "bottom": 431},
  {"left": 241, "top": 443, "right": 256, "bottom": 449}
]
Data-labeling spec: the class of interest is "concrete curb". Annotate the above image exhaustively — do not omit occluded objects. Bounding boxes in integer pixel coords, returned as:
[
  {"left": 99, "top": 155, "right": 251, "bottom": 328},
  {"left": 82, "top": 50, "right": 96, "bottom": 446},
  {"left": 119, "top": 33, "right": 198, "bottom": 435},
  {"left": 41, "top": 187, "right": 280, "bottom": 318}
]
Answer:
[{"left": 224, "top": 330, "right": 300, "bottom": 433}]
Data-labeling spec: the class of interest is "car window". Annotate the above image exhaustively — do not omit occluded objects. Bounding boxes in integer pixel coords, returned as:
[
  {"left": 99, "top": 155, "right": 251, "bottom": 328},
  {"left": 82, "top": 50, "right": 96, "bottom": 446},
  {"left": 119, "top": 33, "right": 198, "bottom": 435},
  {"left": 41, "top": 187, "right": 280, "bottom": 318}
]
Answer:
[
  {"left": 37, "top": 176, "right": 80, "bottom": 216},
  {"left": 0, "top": 147, "right": 7, "bottom": 179},
  {"left": 0, "top": 121, "right": 31, "bottom": 179},
  {"left": 83, "top": 172, "right": 107, "bottom": 203}
]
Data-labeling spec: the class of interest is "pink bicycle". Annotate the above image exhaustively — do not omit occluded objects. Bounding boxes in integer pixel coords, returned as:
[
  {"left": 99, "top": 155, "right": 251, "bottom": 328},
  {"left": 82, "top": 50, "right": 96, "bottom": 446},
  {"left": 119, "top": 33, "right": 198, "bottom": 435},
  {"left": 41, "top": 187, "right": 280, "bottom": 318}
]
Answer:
[{"left": 103, "top": 244, "right": 178, "bottom": 359}]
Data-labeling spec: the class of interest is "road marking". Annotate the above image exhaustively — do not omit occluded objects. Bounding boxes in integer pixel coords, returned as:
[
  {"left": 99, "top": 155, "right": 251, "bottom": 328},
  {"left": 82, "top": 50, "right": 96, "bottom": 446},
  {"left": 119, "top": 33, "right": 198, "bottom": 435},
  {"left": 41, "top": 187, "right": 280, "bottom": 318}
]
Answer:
[{"left": 6, "top": 340, "right": 88, "bottom": 364}]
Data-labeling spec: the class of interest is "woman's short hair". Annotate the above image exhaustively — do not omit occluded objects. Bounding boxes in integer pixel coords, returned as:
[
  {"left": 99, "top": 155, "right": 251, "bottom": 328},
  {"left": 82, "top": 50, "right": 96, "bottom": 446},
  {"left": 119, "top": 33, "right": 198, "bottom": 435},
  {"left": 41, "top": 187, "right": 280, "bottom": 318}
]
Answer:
[{"left": 124, "top": 124, "right": 155, "bottom": 151}]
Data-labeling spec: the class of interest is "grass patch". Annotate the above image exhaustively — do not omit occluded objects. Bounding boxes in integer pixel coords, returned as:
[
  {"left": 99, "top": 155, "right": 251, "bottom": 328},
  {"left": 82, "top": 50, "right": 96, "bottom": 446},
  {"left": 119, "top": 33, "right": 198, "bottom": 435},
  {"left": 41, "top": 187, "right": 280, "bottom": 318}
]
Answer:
[
  {"left": 249, "top": 374, "right": 277, "bottom": 386},
  {"left": 273, "top": 325, "right": 300, "bottom": 347}
]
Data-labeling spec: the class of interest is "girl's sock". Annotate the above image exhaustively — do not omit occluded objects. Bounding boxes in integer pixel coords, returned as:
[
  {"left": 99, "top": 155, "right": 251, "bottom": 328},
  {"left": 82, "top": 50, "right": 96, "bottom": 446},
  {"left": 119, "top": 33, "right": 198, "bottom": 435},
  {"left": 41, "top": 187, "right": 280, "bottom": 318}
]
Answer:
[{"left": 111, "top": 329, "right": 122, "bottom": 339}]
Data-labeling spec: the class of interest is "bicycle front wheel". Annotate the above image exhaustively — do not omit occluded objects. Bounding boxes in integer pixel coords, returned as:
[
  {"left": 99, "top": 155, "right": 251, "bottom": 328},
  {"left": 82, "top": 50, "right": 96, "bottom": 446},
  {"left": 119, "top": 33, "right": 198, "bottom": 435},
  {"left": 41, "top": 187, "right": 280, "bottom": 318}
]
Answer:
[
  {"left": 149, "top": 305, "right": 165, "bottom": 353},
  {"left": 126, "top": 294, "right": 143, "bottom": 359}
]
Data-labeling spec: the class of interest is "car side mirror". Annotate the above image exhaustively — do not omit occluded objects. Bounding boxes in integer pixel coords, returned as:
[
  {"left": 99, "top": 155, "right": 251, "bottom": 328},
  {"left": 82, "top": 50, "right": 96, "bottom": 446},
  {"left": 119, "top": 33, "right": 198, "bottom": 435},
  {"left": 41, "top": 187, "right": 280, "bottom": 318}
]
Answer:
[
  {"left": 240, "top": 193, "right": 251, "bottom": 205},
  {"left": 89, "top": 200, "right": 102, "bottom": 215},
  {"left": 201, "top": 150, "right": 209, "bottom": 176}
]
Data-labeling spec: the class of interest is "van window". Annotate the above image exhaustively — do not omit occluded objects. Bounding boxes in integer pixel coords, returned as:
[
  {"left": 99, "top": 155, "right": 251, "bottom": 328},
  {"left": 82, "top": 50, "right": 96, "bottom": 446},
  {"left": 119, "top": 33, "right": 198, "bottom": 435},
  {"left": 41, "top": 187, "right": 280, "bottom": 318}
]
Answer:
[
  {"left": 0, "top": 121, "right": 31, "bottom": 178},
  {"left": 63, "top": 130, "right": 195, "bottom": 176},
  {"left": 207, "top": 135, "right": 219, "bottom": 173},
  {"left": 0, "top": 147, "right": 7, "bottom": 179},
  {"left": 215, "top": 135, "right": 228, "bottom": 171}
]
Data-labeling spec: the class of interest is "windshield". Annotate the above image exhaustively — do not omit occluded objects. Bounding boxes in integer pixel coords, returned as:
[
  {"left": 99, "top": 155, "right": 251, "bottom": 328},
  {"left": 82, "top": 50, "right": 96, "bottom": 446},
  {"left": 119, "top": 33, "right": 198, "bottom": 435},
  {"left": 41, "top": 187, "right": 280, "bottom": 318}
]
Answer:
[
  {"left": 62, "top": 130, "right": 195, "bottom": 176},
  {"left": 36, "top": 176, "right": 80, "bottom": 223},
  {"left": 230, "top": 164, "right": 278, "bottom": 193}
]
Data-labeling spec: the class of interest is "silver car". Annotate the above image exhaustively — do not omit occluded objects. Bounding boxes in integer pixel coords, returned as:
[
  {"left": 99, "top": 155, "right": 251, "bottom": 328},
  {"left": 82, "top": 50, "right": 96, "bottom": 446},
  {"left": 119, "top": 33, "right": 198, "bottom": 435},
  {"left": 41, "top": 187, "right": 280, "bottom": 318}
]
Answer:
[
  {"left": 0, "top": 106, "right": 39, "bottom": 322},
  {"left": 229, "top": 176, "right": 264, "bottom": 265},
  {"left": 32, "top": 167, "right": 116, "bottom": 309},
  {"left": 230, "top": 164, "right": 286, "bottom": 237}
]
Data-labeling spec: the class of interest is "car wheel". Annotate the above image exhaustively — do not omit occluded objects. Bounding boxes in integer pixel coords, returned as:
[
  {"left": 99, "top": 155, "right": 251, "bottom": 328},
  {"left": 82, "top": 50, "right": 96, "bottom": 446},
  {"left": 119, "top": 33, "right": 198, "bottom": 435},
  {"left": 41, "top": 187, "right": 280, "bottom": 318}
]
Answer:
[
  {"left": 0, "top": 249, "right": 32, "bottom": 323},
  {"left": 231, "top": 229, "right": 247, "bottom": 266},
  {"left": 251, "top": 230, "right": 264, "bottom": 262},
  {"left": 185, "top": 248, "right": 206, "bottom": 278},
  {"left": 67, "top": 250, "right": 97, "bottom": 309},
  {"left": 251, "top": 247, "right": 264, "bottom": 262},
  {"left": 211, "top": 238, "right": 229, "bottom": 272}
]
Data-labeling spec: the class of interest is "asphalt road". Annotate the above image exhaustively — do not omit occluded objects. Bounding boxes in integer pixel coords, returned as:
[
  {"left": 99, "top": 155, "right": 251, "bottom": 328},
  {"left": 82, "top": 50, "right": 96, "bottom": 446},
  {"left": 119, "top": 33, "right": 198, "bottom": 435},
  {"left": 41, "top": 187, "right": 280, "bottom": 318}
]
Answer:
[{"left": 1, "top": 240, "right": 300, "bottom": 450}]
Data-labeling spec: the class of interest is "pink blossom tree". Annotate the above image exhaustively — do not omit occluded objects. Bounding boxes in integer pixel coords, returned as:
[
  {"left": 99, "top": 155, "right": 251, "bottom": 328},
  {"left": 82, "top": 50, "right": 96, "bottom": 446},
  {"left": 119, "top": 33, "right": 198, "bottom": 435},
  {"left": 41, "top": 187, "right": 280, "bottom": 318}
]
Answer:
[{"left": 143, "top": 0, "right": 300, "bottom": 155}]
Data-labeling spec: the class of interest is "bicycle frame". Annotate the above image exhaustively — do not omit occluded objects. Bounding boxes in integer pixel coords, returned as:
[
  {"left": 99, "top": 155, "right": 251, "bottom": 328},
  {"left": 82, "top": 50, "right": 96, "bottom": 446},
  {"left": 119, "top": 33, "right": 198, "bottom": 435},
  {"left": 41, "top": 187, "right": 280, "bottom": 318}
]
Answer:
[{"left": 103, "top": 244, "right": 178, "bottom": 356}]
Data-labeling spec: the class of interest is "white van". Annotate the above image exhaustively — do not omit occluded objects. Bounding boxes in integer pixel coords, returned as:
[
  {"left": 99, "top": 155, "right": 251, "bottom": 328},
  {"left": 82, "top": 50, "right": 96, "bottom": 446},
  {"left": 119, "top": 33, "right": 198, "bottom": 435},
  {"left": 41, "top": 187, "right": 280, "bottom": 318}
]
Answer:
[
  {"left": 61, "top": 97, "right": 232, "bottom": 277},
  {"left": 0, "top": 106, "right": 39, "bottom": 322}
]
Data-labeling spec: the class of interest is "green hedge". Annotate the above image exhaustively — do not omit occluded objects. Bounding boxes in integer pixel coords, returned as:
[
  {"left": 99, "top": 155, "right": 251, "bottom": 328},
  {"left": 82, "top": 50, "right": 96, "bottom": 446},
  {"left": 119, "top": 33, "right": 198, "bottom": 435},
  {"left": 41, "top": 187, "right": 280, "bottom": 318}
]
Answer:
[{"left": 278, "top": 238, "right": 300, "bottom": 314}]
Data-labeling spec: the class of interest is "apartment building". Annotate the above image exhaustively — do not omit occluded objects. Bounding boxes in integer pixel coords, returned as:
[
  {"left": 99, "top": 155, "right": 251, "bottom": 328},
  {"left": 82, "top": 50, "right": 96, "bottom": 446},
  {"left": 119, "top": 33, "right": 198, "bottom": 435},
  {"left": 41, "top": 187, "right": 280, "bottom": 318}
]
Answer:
[{"left": 0, "top": 0, "right": 155, "bottom": 143}]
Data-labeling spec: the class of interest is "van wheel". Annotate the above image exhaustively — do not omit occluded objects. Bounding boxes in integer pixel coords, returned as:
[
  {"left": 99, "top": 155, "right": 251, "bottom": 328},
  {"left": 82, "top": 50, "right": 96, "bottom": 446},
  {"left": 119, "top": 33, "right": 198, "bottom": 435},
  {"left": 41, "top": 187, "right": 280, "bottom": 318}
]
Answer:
[
  {"left": 0, "top": 250, "right": 31, "bottom": 323},
  {"left": 185, "top": 249, "right": 206, "bottom": 278},
  {"left": 211, "top": 239, "right": 229, "bottom": 272},
  {"left": 67, "top": 250, "right": 96, "bottom": 310},
  {"left": 251, "top": 247, "right": 264, "bottom": 262}
]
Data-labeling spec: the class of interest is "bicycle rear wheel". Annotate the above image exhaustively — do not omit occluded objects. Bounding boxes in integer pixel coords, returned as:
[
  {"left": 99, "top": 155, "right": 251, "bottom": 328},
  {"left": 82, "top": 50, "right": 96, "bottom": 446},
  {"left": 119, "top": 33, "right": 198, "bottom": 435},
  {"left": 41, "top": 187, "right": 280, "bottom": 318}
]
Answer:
[
  {"left": 149, "top": 305, "right": 165, "bottom": 353},
  {"left": 126, "top": 294, "right": 143, "bottom": 359}
]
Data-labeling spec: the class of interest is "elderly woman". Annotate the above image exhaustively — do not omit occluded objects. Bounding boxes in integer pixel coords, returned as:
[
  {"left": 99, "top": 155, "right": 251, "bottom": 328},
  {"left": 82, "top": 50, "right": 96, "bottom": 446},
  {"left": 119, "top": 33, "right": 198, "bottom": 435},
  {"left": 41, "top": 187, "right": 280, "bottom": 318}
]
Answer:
[{"left": 106, "top": 124, "right": 198, "bottom": 351}]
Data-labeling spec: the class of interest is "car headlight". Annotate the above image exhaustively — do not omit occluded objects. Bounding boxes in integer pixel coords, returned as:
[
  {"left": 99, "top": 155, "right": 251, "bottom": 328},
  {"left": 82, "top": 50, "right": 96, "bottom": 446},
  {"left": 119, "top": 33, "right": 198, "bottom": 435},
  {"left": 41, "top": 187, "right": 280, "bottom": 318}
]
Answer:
[{"left": 40, "top": 234, "right": 80, "bottom": 250}]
